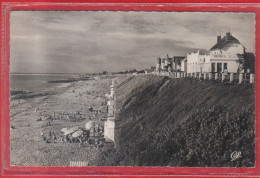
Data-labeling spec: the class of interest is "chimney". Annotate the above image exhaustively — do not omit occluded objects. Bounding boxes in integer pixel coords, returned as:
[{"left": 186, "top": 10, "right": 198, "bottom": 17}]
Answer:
[
  {"left": 226, "top": 32, "right": 231, "bottom": 40},
  {"left": 157, "top": 57, "right": 161, "bottom": 64},
  {"left": 217, "top": 35, "right": 221, "bottom": 43}
]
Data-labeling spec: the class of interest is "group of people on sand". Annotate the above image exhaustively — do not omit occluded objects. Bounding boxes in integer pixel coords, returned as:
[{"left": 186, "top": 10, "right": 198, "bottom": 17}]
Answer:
[{"left": 40, "top": 122, "right": 104, "bottom": 148}]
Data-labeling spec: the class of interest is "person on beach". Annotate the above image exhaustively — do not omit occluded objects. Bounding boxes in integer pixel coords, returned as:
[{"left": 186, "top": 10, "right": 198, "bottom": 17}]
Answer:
[
  {"left": 93, "top": 127, "right": 96, "bottom": 137},
  {"left": 52, "top": 133, "right": 56, "bottom": 141},
  {"left": 41, "top": 132, "right": 46, "bottom": 141},
  {"left": 97, "top": 124, "right": 100, "bottom": 133}
]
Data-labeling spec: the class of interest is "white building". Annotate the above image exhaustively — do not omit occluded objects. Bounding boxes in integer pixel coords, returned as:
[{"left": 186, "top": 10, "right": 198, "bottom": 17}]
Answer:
[
  {"left": 187, "top": 50, "right": 210, "bottom": 75},
  {"left": 180, "top": 58, "right": 187, "bottom": 73},
  {"left": 187, "top": 32, "right": 245, "bottom": 75},
  {"left": 209, "top": 32, "right": 244, "bottom": 73}
]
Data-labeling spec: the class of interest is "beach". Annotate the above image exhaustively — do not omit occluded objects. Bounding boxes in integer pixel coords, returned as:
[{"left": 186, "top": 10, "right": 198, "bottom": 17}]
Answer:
[{"left": 10, "top": 74, "right": 116, "bottom": 166}]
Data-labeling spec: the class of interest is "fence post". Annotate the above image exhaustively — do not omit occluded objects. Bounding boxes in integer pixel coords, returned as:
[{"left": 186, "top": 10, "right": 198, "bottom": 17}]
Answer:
[
  {"left": 181, "top": 72, "right": 184, "bottom": 78},
  {"left": 184, "top": 72, "right": 186, "bottom": 78},
  {"left": 250, "top": 74, "right": 255, "bottom": 84},
  {"left": 230, "top": 73, "right": 234, "bottom": 82},
  {"left": 177, "top": 72, "right": 180, "bottom": 78},
  {"left": 222, "top": 73, "right": 225, "bottom": 82},
  {"left": 204, "top": 73, "right": 207, "bottom": 80},
  {"left": 198, "top": 73, "right": 202, "bottom": 79},
  {"left": 215, "top": 73, "right": 218, "bottom": 80},
  {"left": 239, "top": 73, "right": 243, "bottom": 84},
  {"left": 209, "top": 73, "right": 212, "bottom": 80}
]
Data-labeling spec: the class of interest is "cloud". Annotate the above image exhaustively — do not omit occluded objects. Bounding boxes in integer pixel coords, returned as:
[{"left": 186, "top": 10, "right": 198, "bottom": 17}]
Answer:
[{"left": 10, "top": 11, "right": 255, "bottom": 73}]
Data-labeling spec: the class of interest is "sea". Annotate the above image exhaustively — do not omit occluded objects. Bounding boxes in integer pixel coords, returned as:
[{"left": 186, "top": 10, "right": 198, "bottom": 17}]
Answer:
[{"left": 10, "top": 74, "right": 79, "bottom": 94}]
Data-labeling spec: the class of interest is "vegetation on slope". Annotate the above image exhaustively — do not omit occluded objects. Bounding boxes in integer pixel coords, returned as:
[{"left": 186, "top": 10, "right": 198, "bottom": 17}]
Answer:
[{"left": 103, "top": 75, "right": 255, "bottom": 167}]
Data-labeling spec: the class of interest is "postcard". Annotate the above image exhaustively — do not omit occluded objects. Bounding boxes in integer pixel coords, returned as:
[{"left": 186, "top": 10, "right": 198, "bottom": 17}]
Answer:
[{"left": 1, "top": 3, "right": 258, "bottom": 177}]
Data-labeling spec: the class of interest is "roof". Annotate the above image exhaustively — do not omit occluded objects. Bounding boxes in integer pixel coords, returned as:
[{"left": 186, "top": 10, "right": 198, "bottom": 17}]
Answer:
[
  {"left": 210, "top": 35, "right": 241, "bottom": 51},
  {"left": 174, "top": 56, "right": 186, "bottom": 60}
]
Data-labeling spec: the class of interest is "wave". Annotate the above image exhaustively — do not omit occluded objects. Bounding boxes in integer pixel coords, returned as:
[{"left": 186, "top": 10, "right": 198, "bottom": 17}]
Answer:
[
  {"left": 47, "top": 76, "right": 94, "bottom": 83},
  {"left": 10, "top": 89, "right": 31, "bottom": 96},
  {"left": 10, "top": 89, "right": 54, "bottom": 99}
]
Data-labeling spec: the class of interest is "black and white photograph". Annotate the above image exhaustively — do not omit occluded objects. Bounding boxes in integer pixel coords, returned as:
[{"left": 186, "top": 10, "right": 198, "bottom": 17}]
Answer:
[{"left": 10, "top": 11, "right": 255, "bottom": 167}]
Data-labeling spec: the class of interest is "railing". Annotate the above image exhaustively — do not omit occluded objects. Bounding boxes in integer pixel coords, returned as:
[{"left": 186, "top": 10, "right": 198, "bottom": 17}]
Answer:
[{"left": 151, "top": 71, "right": 255, "bottom": 84}]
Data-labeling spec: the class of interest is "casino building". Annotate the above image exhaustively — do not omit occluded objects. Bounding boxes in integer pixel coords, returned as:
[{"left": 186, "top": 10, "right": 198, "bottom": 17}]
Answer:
[{"left": 187, "top": 32, "right": 246, "bottom": 75}]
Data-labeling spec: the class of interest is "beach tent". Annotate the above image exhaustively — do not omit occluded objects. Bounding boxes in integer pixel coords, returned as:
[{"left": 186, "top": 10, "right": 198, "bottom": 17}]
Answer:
[{"left": 85, "top": 121, "right": 95, "bottom": 130}]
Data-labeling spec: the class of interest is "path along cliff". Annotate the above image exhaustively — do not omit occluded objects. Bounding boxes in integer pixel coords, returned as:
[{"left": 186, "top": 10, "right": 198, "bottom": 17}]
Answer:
[{"left": 103, "top": 75, "right": 255, "bottom": 167}]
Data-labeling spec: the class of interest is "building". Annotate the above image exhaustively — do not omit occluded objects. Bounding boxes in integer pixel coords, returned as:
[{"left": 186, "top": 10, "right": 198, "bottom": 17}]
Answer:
[
  {"left": 156, "top": 55, "right": 173, "bottom": 72},
  {"left": 180, "top": 58, "right": 187, "bottom": 74},
  {"left": 173, "top": 56, "right": 186, "bottom": 72},
  {"left": 187, "top": 50, "right": 210, "bottom": 75},
  {"left": 155, "top": 32, "right": 254, "bottom": 76},
  {"left": 187, "top": 32, "right": 248, "bottom": 75},
  {"left": 209, "top": 32, "right": 245, "bottom": 73},
  {"left": 156, "top": 57, "right": 161, "bottom": 72}
]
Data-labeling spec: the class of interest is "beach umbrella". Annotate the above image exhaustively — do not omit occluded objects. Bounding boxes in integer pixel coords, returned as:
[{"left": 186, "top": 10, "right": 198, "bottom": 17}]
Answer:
[
  {"left": 63, "top": 127, "right": 79, "bottom": 136},
  {"left": 85, "top": 121, "right": 95, "bottom": 130},
  {"left": 72, "top": 130, "right": 84, "bottom": 138},
  {"left": 60, "top": 128, "right": 69, "bottom": 133}
]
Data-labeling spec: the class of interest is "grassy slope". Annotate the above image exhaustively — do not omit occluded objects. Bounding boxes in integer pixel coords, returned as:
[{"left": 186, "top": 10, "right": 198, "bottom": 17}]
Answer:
[{"left": 104, "top": 75, "right": 255, "bottom": 167}]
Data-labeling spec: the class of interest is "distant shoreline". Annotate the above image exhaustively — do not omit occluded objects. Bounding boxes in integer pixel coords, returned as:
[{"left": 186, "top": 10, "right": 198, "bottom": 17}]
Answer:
[
  {"left": 47, "top": 78, "right": 79, "bottom": 83},
  {"left": 10, "top": 73, "right": 81, "bottom": 76}
]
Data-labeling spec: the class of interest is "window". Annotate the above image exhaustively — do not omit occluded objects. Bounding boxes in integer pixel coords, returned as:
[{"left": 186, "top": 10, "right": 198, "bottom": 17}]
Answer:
[
  {"left": 224, "top": 63, "right": 228, "bottom": 70},
  {"left": 211, "top": 63, "right": 215, "bottom": 72},
  {"left": 217, "top": 63, "right": 222, "bottom": 73}
]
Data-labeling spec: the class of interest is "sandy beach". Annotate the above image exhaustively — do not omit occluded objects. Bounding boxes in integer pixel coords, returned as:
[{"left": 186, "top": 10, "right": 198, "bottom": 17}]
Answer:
[{"left": 10, "top": 75, "right": 117, "bottom": 166}]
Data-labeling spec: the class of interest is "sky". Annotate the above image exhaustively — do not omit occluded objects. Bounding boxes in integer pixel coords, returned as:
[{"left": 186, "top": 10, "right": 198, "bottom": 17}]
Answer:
[{"left": 10, "top": 11, "right": 255, "bottom": 74}]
